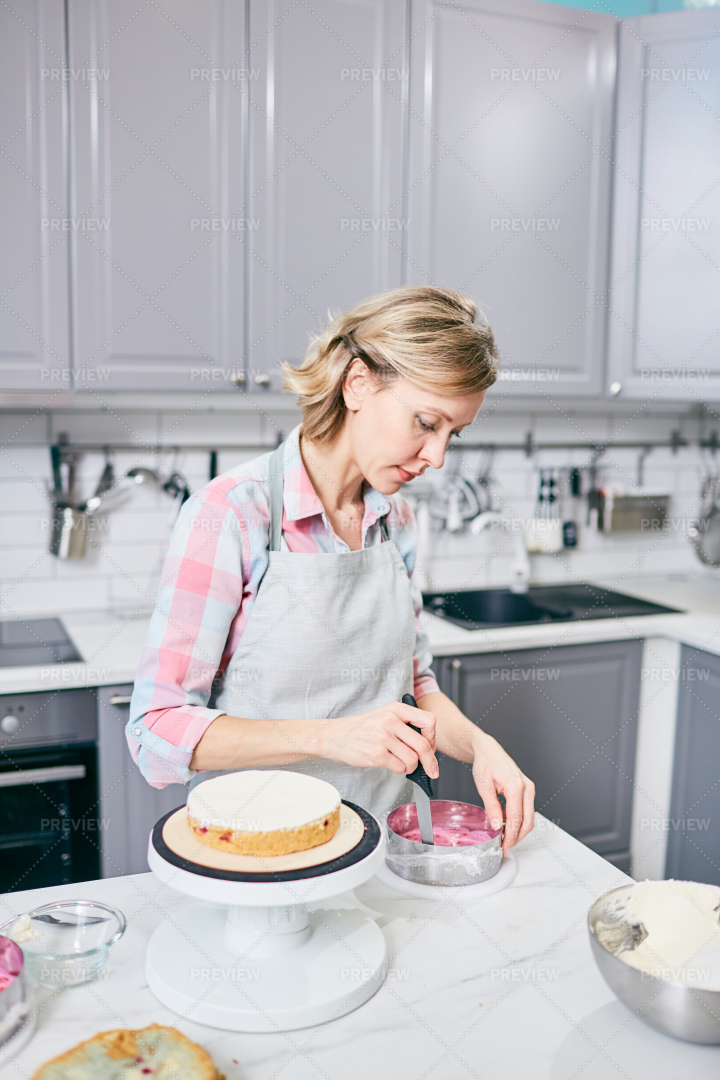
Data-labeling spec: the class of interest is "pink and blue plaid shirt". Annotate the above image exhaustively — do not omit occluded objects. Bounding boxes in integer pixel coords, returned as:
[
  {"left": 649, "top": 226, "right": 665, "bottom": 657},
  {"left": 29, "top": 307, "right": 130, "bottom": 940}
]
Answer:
[{"left": 127, "top": 424, "right": 440, "bottom": 788}]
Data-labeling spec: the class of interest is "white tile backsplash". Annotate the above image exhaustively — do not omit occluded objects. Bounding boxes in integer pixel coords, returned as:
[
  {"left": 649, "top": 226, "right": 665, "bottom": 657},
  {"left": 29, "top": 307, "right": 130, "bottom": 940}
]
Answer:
[
  {"left": 0, "top": 414, "right": 49, "bottom": 446},
  {"left": 0, "top": 515, "right": 51, "bottom": 549},
  {"left": 0, "top": 480, "right": 49, "bottom": 513},
  {"left": 0, "top": 403, "right": 718, "bottom": 618},
  {"left": 49, "top": 410, "right": 162, "bottom": 446}
]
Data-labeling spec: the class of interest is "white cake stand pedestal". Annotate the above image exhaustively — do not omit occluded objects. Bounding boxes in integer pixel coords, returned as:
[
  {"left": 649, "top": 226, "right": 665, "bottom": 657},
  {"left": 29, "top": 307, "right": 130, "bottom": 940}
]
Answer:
[{"left": 145, "top": 804, "right": 387, "bottom": 1033}]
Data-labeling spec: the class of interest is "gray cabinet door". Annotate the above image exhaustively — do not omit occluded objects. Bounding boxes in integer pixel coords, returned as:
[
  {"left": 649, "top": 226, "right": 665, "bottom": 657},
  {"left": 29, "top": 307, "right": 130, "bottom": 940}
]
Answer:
[
  {"left": 666, "top": 646, "right": 720, "bottom": 885},
  {"left": 246, "top": 0, "right": 407, "bottom": 389},
  {"left": 434, "top": 640, "right": 643, "bottom": 869},
  {"left": 67, "top": 0, "right": 247, "bottom": 391},
  {"left": 0, "top": 0, "right": 70, "bottom": 390},
  {"left": 97, "top": 685, "right": 184, "bottom": 878},
  {"left": 406, "top": 0, "right": 615, "bottom": 397},
  {"left": 608, "top": 10, "right": 720, "bottom": 401}
]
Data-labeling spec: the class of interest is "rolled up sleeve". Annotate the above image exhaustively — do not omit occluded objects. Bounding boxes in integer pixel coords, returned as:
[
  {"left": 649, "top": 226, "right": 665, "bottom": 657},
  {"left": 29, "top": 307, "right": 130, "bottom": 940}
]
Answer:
[{"left": 126, "top": 483, "right": 250, "bottom": 788}]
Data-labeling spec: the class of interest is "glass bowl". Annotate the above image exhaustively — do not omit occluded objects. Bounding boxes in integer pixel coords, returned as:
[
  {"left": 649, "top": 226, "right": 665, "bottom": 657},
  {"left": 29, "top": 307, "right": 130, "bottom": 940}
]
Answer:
[{"left": 0, "top": 901, "right": 126, "bottom": 989}]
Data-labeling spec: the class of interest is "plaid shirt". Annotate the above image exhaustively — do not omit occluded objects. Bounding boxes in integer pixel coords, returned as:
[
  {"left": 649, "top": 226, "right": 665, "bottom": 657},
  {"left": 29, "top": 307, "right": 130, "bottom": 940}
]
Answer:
[{"left": 127, "top": 424, "right": 439, "bottom": 787}]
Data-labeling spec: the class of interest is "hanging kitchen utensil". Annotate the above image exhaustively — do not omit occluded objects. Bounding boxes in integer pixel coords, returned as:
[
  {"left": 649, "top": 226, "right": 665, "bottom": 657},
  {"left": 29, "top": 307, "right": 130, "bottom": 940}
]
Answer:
[
  {"left": 126, "top": 466, "right": 160, "bottom": 485},
  {"left": 402, "top": 693, "right": 435, "bottom": 846},
  {"left": 587, "top": 456, "right": 604, "bottom": 531},
  {"left": 690, "top": 475, "right": 720, "bottom": 567},
  {"left": 47, "top": 443, "right": 88, "bottom": 559},
  {"left": 64, "top": 452, "right": 77, "bottom": 510},
  {"left": 602, "top": 490, "right": 669, "bottom": 533},
  {"left": 429, "top": 464, "right": 482, "bottom": 532},
  {"left": 49, "top": 506, "right": 88, "bottom": 559},
  {"left": 159, "top": 470, "right": 190, "bottom": 527},
  {"left": 525, "top": 467, "right": 563, "bottom": 553},
  {"left": 562, "top": 468, "right": 580, "bottom": 548},
  {"left": 92, "top": 449, "right": 114, "bottom": 498},
  {"left": 474, "top": 446, "right": 496, "bottom": 515},
  {"left": 49, "top": 445, "right": 64, "bottom": 505},
  {"left": 80, "top": 449, "right": 117, "bottom": 513}
]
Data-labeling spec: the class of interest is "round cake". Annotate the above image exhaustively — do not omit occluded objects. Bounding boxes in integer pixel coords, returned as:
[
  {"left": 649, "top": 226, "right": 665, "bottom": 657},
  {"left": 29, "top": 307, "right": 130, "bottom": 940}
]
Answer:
[{"left": 186, "top": 770, "right": 342, "bottom": 856}]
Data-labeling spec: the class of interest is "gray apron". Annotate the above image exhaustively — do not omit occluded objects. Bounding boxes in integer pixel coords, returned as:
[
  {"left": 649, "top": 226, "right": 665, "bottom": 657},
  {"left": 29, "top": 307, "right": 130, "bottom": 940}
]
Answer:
[{"left": 189, "top": 438, "right": 417, "bottom": 818}]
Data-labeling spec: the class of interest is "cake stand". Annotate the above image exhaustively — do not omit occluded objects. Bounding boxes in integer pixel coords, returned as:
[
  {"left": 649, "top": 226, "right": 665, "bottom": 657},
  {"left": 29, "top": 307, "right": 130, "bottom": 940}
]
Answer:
[{"left": 145, "top": 802, "right": 387, "bottom": 1033}]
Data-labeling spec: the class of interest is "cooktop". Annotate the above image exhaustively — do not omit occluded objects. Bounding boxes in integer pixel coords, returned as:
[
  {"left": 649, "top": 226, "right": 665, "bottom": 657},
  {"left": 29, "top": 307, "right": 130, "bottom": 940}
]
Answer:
[{"left": 0, "top": 618, "right": 82, "bottom": 668}]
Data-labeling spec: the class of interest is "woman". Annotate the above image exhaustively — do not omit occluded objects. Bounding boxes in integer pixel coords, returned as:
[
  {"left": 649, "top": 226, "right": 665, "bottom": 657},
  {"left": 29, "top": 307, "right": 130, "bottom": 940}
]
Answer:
[{"left": 127, "top": 286, "right": 535, "bottom": 854}]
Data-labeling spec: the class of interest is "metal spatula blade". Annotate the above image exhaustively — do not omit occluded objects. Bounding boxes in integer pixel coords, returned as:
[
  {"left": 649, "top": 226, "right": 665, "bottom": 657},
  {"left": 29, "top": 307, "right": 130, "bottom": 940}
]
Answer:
[
  {"left": 402, "top": 693, "right": 435, "bottom": 846},
  {"left": 413, "top": 786, "right": 434, "bottom": 846}
]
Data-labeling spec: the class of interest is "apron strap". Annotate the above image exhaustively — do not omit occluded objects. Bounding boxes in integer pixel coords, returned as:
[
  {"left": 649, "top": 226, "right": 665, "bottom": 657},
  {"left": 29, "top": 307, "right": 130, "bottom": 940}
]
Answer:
[
  {"left": 267, "top": 440, "right": 286, "bottom": 552},
  {"left": 267, "top": 436, "right": 391, "bottom": 549}
]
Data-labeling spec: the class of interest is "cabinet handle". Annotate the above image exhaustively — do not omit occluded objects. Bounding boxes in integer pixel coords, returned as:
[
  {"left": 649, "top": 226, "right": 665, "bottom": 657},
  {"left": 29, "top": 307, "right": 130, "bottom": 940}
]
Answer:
[
  {"left": 0, "top": 765, "right": 86, "bottom": 788},
  {"left": 451, "top": 659, "right": 462, "bottom": 670},
  {"left": 109, "top": 695, "right": 132, "bottom": 706}
]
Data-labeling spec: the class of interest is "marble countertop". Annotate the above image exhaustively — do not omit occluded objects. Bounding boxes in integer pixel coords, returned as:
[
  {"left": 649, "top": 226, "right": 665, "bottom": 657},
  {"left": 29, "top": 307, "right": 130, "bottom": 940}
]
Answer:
[
  {"left": 1, "top": 573, "right": 720, "bottom": 694},
  {"left": 0, "top": 610, "right": 150, "bottom": 695},
  {"left": 3, "top": 815, "right": 719, "bottom": 1079}
]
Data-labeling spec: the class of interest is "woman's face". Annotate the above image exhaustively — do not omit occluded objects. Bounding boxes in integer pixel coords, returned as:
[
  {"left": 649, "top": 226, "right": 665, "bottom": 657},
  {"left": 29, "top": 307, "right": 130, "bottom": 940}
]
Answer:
[{"left": 343, "top": 362, "right": 487, "bottom": 495}]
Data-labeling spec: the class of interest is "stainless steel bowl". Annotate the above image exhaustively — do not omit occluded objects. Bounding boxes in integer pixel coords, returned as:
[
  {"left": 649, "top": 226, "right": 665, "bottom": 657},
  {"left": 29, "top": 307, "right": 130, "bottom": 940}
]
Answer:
[
  {"left": 588, "top": 884, "right": 720, "bottom": 1044},
  {"left": 385, "top": 800, "right": 503, "bottom": 886}
]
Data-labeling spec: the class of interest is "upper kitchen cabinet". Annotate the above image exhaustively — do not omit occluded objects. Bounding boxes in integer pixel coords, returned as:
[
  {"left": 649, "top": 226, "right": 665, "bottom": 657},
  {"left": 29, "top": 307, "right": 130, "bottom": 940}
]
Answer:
[
  {"left": 0, "top": 0, "right": 70, "bottom": 390},
  {"left": 406, "top": 0, "right": 616, "bottom": 397},
  {"left": 246, "top": 0, "right": 408, "bottom": 389},
  {"left": 608, "top": 10, "right": 720, "bottom": 402},
  {"left": 67, "top": 0, "right": 247, "bottom": 391}
]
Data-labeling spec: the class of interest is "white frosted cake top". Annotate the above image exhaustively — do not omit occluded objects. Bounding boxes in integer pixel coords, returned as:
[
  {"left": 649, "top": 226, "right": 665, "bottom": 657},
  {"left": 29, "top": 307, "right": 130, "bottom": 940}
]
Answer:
[{"left": 187, "top": 770, "right": 341, "bottom": 832}]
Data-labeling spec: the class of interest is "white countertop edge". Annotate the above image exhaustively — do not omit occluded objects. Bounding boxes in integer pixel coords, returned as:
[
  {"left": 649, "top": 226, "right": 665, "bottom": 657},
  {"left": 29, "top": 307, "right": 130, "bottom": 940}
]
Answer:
[
  {"left": 424, "top": 610, "right": 720, "bottom": 657},
  {"left": 1, "top": 575, "right": 720, "bottom": 693}
]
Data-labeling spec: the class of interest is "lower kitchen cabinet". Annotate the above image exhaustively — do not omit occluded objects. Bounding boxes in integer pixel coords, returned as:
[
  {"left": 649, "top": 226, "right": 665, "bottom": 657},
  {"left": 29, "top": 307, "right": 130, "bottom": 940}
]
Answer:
[
  {"left": 433, "top": 640, "right": 644, "bottom": 873},
  {"left": 666, "top": 647, "right": 720, "bottom": 886},
  {"left": 97, "top": 686, "right": 185, "bottom": 878}
]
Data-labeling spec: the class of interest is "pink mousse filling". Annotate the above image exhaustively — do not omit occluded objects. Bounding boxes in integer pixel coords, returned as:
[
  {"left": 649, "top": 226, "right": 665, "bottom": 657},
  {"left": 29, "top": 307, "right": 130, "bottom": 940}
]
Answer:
[{"left": 401, "top": 825, "right": 495, "bottom": 846}]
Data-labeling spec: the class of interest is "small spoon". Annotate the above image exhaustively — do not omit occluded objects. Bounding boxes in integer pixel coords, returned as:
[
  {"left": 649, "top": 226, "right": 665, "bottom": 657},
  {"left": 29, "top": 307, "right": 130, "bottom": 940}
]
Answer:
[{"left": 32, "top": 913, "right": 110, "bottom": 926}]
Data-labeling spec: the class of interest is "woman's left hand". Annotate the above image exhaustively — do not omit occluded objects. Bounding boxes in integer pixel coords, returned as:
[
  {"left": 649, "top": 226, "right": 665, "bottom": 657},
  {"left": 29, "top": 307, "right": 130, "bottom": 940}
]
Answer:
[{"left": 470, "top": 728, "right": 535, "bottom": 855}]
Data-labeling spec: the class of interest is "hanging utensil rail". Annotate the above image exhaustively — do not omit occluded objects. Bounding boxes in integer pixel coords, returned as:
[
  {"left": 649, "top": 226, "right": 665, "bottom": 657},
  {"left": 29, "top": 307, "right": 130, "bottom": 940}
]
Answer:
[{"left": 43, "top": 431, "right": 716, "bottom": 458}]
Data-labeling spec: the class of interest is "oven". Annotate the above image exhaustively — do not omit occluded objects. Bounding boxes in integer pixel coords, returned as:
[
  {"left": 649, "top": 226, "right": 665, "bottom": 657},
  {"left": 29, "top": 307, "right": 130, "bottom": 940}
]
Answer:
[{"left": 0, "top": 688, "right": 99, "bottom": 893}]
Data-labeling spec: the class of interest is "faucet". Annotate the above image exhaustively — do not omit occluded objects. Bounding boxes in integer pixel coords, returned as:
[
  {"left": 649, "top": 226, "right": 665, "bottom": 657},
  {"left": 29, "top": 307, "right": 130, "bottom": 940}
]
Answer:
[{"left": 470, "top": 512, "right": 530, "bottom": 594}]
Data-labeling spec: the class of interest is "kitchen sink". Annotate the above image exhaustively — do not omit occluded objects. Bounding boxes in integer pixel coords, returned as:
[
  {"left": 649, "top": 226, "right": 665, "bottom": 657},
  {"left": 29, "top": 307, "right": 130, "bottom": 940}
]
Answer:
[
  {"left": 423, "top": 589, "right": 567, "bottom": 627},
  {"left": 422, "top": 584, "right": 682, "bottom": 630}
]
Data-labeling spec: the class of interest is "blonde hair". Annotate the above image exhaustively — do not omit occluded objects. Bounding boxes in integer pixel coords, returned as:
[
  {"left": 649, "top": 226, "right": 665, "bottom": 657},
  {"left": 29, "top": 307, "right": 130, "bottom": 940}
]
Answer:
[{"left": 281, "top": 286, "right": 498, "bottom": 443}]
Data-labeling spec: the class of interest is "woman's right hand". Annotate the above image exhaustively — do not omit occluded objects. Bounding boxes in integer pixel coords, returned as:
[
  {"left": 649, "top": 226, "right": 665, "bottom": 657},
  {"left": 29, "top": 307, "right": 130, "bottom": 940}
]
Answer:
[{"left": 316, "top": 701, "right": 439, "bottom": 777}]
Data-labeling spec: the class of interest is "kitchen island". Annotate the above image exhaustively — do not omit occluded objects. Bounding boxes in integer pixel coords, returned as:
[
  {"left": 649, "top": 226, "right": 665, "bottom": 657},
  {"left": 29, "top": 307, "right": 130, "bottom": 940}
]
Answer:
[{"left": 2, "top": 815, "right": 719, "bottom": 1079}]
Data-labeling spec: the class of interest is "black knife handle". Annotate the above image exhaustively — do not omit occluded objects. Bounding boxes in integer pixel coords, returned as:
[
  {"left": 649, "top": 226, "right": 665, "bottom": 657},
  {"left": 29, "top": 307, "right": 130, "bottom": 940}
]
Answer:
[{"left": 402, "top": 692, "right": 434, "bottom": 798}]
